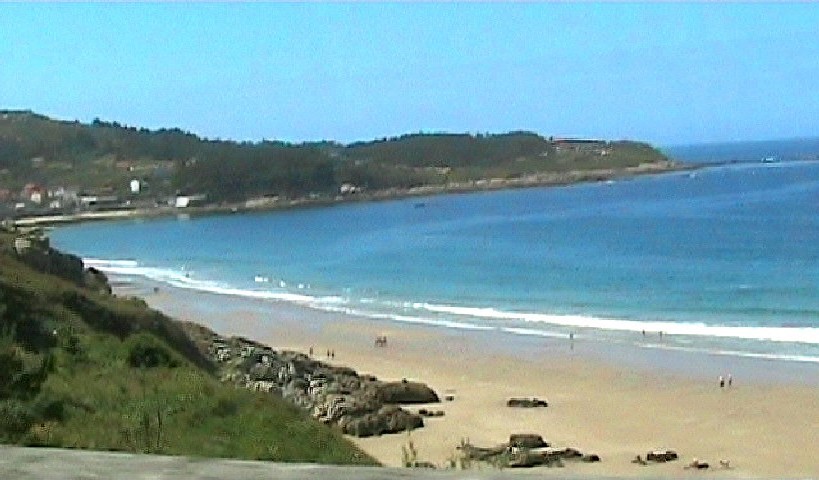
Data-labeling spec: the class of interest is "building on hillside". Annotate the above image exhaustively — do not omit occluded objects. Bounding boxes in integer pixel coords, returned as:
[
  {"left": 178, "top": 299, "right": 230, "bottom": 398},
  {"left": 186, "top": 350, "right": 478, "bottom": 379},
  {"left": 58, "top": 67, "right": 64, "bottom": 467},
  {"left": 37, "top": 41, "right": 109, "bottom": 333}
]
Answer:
[
  {"left": 174, "top": 194, "right": 206, "bottom": 208},
  {"left": 22, "top": 183, "right": 45, "bottom": 204},
  {"left": 78, "top": 194, "right": 120, "bottom": 210},
  {"left": 339, "top": 183, "right": 360, "bottom": 195}
]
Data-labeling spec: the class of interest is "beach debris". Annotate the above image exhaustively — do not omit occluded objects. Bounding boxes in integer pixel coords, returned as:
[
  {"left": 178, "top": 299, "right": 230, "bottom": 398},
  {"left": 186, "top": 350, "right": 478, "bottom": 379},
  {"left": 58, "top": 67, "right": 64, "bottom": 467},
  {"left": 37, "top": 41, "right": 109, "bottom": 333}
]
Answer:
[{"left": 506, "top": 397, "right": 548, "bottom": 408}]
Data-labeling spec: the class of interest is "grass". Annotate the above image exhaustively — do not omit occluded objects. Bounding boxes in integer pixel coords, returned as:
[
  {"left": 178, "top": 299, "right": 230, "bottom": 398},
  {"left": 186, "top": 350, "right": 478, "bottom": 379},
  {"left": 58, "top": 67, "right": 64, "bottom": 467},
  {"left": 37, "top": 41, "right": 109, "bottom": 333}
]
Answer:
[{"left": 0, "top": 234, "right": 377, "bottom": 465}]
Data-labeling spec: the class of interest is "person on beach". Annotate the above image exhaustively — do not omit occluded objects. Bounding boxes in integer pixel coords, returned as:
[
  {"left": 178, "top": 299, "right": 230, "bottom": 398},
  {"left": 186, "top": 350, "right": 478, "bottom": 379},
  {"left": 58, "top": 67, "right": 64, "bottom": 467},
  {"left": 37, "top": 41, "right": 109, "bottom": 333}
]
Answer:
[
  {"left": 719, "top": 375, "right": 725, "bottom": 388},
  {"left": 727, "top": 373, "right": 733, "bottom": 387},
  {"left": 308, "top": 346, "right": 313, "bottom": 356}
]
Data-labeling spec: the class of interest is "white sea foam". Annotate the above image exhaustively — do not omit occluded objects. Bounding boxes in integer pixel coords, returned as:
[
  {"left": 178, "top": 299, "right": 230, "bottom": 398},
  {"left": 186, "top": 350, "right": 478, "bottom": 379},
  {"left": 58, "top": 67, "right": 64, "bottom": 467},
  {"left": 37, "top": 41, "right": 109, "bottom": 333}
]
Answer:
[
  {"left": 642, "top": 343, "right": 819, "bottom": 364},
  {"left": 84, "top": 257, "right": 819, "bottom": 348},
  {"left": 500, "top": 327, "right": 573, "bottom": 339},
  {"left": 413, "top": 303, "right": 819, "bottom": 345},
  {"left": 84, "top": 258, "right": 139, "bottom": 268}
]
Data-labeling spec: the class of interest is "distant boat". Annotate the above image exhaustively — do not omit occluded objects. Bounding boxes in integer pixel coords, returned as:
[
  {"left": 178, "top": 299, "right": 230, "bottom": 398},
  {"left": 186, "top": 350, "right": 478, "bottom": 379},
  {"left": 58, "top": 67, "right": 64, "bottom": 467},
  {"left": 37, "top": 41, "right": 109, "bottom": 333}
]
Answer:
[
  {"left": 762, "top": 156, "right": 778, "bottom": 163},
  {"left": 254, "top": 276, "right": 269, "bottom": 283}
]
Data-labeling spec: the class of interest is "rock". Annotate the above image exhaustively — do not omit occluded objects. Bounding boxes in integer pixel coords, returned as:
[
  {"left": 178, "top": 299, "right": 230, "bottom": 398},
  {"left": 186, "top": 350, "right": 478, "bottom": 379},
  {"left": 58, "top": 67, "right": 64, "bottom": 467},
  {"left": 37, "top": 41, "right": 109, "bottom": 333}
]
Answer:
[
  {"left": 374, "top": 381, "right": 439, "bottom": 404},
  {"left": 509, "top": 433, "right": 548, "bottom": 449},
  {"left": 581, "top": 454, "right": 601, "bottom": 462},
  {"left": 506, "top": 397, "right": 548, "bottom": 408},
  {"left": 646, "top": 450, "right": 678, "bottom": 463}
]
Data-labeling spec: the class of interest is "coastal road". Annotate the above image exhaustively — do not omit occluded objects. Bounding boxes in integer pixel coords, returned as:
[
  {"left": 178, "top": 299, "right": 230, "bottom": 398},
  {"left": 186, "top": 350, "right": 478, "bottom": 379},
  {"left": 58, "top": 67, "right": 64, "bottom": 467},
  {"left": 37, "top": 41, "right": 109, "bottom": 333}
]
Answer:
[{"left": 1, "top": 446, "right": 629, "bottom": 480}]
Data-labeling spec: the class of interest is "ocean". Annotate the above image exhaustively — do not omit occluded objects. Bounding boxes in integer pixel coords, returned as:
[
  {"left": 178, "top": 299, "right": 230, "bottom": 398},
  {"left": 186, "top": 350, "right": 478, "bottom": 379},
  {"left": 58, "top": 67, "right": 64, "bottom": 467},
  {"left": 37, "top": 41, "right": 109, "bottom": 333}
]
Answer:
[{"left": 49, "top": 140, "right": 819, "bottom": 365}]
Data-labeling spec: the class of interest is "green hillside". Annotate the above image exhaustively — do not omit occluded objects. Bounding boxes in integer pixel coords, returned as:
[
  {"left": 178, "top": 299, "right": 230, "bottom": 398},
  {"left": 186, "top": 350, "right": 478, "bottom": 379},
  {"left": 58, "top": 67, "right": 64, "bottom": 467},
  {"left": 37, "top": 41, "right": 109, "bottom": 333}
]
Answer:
[
  {"left": 0, "top": 110, "right": 671, "bottom": 210},
  {"left": 0, "top": 228, "right": 376, "bottom": 464}
]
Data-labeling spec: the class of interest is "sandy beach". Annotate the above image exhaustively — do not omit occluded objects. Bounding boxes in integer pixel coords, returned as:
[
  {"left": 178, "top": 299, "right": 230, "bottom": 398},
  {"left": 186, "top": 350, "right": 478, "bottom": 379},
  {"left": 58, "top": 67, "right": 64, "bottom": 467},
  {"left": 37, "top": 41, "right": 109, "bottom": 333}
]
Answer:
[{"left": 129, "top": 282, "right": 818, "bottom": 477}]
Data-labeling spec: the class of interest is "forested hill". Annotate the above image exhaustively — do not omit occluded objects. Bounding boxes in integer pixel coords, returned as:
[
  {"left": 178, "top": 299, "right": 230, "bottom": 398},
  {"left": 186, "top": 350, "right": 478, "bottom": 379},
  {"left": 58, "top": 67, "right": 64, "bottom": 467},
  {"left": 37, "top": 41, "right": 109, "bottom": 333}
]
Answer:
[{"left": 0, "top": 110, "right": 671, "bottom": 205}]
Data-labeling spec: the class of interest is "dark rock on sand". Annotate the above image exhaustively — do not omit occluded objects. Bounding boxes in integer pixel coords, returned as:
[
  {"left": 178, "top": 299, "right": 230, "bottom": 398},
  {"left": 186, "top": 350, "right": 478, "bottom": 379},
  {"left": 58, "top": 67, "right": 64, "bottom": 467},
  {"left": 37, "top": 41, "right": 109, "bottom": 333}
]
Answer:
[
  {"left": 506, "top": 397, "right": 548, "bottom": 408},
  {"left": 646, "top": 450, "right": 679, "bottom": 462},
  {"left": 374, "top": 381, "right": 440, "bottom": 404},
  {"left": 509, "top": 433, "right": 549, "bottom": 449}
]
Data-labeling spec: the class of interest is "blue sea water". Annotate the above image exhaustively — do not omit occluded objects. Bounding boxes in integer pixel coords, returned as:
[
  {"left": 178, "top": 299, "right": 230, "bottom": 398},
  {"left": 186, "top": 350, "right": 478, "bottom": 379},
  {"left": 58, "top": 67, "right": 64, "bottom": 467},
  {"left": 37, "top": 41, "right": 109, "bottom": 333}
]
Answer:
[{"left": 49, "top": 142, "right": 819, "bottom": 364}]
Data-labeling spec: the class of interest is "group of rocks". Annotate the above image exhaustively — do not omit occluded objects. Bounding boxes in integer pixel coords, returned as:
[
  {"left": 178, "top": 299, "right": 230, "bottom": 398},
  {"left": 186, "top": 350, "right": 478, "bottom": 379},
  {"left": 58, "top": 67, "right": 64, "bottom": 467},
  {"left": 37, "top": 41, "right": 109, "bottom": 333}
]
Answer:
[
  {"left": 180, "top": 323, "right": 440, "bottom": 438},
  {"left": 458, "top": 434, "right": 600, "bottom": 468}
]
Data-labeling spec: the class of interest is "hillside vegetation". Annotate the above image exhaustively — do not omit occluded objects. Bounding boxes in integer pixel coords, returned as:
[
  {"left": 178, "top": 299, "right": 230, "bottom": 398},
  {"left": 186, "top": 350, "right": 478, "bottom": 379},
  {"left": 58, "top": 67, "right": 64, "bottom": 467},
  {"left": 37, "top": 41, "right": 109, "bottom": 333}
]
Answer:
[
  {"left": 0, "top": 228, "right": 375, "bottom": 464},
  {"left": 0, "top": 110, "right": 670, "bottom": 206}
]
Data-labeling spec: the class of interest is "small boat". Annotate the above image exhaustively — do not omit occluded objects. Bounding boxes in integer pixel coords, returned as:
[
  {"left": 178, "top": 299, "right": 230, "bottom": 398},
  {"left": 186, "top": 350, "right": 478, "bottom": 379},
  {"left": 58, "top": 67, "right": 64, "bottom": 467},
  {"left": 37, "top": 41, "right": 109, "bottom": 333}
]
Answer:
[{"left": 761, "top": 156, "right": 778, "bottom": 163}]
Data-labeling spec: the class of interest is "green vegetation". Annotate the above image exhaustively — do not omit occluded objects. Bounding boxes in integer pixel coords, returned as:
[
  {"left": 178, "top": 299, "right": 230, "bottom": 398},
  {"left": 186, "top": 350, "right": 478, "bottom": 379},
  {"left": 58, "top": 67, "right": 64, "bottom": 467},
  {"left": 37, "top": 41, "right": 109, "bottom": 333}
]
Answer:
[
  {"left": 0, "top": 229, "right": 376, "bottom": 464},
  {"left": 0, "top": 110, "right": 671, "bottom": 206}
]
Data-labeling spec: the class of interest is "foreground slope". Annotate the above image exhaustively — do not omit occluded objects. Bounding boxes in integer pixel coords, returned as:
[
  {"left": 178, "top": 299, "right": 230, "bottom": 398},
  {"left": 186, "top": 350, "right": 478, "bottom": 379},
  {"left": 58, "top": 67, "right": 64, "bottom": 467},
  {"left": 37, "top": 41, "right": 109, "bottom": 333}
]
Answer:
[{"left": 0, "top": 229, "right": 375, "bottom": 465}]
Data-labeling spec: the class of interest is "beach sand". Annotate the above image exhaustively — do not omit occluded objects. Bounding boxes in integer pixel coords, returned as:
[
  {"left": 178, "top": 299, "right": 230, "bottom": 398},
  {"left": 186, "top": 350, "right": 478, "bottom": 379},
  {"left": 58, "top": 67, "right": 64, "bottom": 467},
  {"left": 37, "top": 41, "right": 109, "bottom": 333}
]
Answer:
[{"left": 133, "top": 284, "right": 819, "bottom": 477}]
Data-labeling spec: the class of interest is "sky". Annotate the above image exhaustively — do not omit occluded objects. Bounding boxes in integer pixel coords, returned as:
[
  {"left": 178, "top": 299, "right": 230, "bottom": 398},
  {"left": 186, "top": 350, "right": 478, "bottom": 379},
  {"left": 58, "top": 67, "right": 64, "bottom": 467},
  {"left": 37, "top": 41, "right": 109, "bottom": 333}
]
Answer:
[{"left": 1, "top": 3, "right": 818, "bottom": 146}]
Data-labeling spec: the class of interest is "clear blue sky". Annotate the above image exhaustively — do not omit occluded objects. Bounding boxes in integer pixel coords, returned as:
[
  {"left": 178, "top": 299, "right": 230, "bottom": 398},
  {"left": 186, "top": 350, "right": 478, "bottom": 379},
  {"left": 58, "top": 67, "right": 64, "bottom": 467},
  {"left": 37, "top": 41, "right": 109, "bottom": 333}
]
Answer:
[{"left": 1, "top": 3, "right": 817, "bottom": 146}]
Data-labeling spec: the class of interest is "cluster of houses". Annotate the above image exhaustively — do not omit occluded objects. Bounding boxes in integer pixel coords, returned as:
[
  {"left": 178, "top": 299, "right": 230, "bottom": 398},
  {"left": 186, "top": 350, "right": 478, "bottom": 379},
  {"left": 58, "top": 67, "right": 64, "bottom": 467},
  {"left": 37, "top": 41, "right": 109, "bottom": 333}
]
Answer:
[{"left": 0, "top": 178, "right": 208, "bottom": 219}]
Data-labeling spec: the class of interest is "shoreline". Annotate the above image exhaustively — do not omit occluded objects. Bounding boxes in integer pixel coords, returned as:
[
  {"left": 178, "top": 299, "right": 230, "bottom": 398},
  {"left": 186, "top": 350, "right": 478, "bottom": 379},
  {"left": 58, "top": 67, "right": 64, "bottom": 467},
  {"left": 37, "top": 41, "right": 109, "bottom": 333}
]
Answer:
[
  {"left": 119, "top": 279, "right": 819, "bottom": 477},
  {"left": 13, "top": 161, "right": 689, "bottom": 228}
]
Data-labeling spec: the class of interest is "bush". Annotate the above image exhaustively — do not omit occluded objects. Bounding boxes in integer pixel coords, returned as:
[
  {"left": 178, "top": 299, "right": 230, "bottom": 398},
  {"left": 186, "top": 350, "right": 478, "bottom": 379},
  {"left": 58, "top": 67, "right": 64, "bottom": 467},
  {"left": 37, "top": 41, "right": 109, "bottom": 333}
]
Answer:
[
  {"left": 126, "top": 334, "right": 179, "bottom": 369},
  {"left": 211, "top": 395, "right": 239, "bottom": 417},
  {"left": 30, "top": 391, "right": 67, "bottom": 421}
]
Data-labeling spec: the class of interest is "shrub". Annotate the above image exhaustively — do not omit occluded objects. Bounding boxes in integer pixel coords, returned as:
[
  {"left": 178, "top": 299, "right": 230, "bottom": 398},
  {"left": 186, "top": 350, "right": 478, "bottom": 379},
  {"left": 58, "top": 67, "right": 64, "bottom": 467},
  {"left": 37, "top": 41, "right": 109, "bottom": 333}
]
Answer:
[{"left": 126, "top": 334, "right": 179, "bottom": 369}]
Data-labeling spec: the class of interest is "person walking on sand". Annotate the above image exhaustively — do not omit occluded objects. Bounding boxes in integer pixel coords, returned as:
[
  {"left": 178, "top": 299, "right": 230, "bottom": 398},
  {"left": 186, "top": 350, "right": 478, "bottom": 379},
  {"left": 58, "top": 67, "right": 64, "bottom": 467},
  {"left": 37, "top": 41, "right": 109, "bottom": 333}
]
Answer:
[
  {"left": 727, "top": 373, "right": 733, "bottom": 387},
  {"left": 719, "top": 375, "right": 725, "bottom": 388}
]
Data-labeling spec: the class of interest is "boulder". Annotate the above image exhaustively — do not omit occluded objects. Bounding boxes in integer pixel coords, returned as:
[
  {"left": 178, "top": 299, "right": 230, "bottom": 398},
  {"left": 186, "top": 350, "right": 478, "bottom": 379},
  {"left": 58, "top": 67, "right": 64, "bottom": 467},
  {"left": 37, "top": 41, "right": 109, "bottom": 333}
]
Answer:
[
  {"left": 509, "top": 433, "right": 548, "bottom": 449},
  {"left": 647, "top": 450, "right": 678, "bottom": 463},
  {"left": 374, "top": 381, "right": 439, "bottom": 404}
]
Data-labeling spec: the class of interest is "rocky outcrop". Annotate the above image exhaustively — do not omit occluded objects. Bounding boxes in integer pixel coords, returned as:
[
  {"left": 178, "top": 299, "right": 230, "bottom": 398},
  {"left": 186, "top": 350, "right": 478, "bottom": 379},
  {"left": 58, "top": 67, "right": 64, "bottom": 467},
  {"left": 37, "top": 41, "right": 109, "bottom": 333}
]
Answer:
[
  {"left": 13, "top": 232, "right": 112, "bottom": 294},
  {"left": 181, "top": 324, "right": 438, "bottom": 438},
  {"left": 458, "top": 435, "right": 600, "bottom": 469},
  {"left": 83, "top": 267, "right": 112, "bottom": 295}
]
